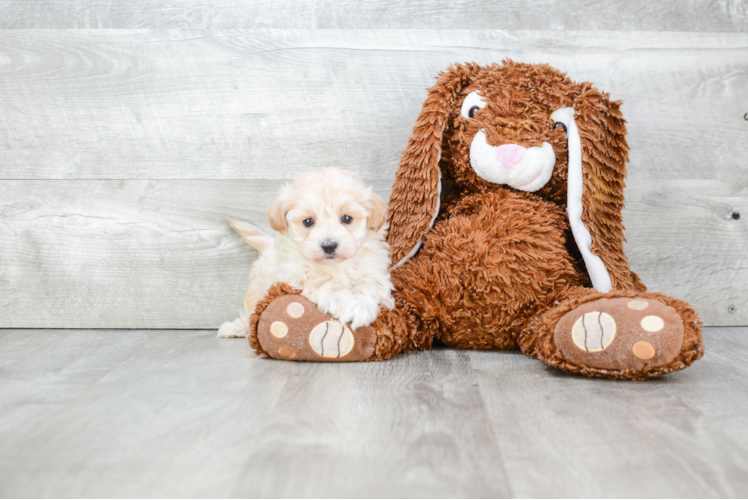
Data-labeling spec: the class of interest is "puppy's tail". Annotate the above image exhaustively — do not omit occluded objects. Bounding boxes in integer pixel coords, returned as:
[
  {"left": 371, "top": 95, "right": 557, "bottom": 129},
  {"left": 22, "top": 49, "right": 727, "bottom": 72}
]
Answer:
[{"left": 227, "top": 218, "right": 273, "bottom": 254}]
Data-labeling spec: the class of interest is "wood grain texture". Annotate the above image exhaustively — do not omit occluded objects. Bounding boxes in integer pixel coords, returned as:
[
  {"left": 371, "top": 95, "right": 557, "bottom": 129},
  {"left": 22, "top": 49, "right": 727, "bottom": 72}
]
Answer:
[
  {"left": 1, "top": 29, "right": 746, "bottom": 328},
  {"left": 470, "top": 326, "right": 748, "bottom": 498},
  {"left": 1, "top": 179, "right": 745, "bottom": 328},
  {"left": 1, "top": 0, "right": 747, "bottom": 30},
  {"left": 623, "top": 179, "right": 748, "bottom": 326},
  {"left": 0, "top": 327, "right": 746, "bottom": 497},
  {"left": 0, "top": 179, "right": 385, "bottom": 329},
  {"left": 0, "top": 30, "right": 746, "bottom": 181}
]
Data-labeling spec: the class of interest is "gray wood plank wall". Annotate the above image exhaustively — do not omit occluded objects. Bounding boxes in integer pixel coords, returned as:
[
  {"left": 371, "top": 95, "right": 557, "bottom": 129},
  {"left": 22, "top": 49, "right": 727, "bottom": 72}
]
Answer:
[
  {"left": 1, "top": 3, "right": 747, "bottom": 329},
  {"left": 2, "top": 1, "right": 748, "bottom": 31}
]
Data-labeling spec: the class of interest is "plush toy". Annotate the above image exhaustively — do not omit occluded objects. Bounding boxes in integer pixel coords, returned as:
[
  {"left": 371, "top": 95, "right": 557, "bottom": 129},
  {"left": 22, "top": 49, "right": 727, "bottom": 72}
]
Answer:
[{"left": 250, "top": 60, "right": 704, "bottom": 380}]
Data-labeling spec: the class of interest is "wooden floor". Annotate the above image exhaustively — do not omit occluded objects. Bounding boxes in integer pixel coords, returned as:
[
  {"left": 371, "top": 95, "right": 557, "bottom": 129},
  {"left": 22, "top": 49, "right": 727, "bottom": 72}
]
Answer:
[{"left": 0, "top": 328, "right": 746, "bottom": 498}]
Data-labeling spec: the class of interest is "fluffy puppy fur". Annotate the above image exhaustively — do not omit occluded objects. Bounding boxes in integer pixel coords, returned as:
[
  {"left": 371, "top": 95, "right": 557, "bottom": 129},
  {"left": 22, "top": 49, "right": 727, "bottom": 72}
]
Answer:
[{"left": 217, "top": 168, "right": 394, "bottom": 338}]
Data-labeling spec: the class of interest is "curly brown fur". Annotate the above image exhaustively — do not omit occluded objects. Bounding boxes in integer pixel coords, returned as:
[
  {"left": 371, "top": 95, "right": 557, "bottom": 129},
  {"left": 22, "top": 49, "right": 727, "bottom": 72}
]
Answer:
[
  {"left": 368, "top": 305, "right": 425, "bottom": 361},
  {"left": 384, "top": 60, "right": 703, "bottom": 378},
  {"left": 392, "top": 189, "right": 586, "bottom": 350},
  {"left": 388, "top": 60, "right": 641, "bottom": 288}
]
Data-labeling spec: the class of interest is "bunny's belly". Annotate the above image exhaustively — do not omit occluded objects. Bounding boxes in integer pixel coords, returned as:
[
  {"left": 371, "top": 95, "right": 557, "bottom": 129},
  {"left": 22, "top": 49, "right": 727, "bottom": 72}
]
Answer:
[{"left": 391, "top": 190, "right": 586, "bottom": 349}]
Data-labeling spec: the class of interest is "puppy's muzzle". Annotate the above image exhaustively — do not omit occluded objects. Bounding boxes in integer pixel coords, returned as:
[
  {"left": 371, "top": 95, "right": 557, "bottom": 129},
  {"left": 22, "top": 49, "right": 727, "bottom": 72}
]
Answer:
[{"left": 321, "top": 240, "right": 338, "bottom": 255}]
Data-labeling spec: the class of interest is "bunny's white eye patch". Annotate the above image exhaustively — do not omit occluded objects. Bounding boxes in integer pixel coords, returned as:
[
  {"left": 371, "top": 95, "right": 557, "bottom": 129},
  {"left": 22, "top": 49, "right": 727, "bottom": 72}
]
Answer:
[{"left": 460, "top": 91, "right": 487, "bottom": 119}]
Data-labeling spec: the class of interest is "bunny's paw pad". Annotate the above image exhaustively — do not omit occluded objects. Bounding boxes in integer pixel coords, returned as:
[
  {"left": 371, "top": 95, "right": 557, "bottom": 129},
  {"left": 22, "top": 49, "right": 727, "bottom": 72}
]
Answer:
[
  {"left": 554, "top": 297, "right": 684, "bottom": 371},
  {"left": 256, "top": 294, "right": 376, "bottom": 362}
]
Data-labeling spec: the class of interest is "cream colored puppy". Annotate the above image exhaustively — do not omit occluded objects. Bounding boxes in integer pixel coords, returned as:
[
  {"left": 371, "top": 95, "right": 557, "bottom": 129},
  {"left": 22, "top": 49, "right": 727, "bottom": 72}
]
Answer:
[{"left": 217, "top": 168, "right": 394, "bottom": 338}]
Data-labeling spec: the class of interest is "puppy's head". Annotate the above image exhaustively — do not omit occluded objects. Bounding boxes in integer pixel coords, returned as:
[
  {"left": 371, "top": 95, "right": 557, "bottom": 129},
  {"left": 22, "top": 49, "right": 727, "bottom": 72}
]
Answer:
[{"left": 267, "top": 168, "right": 387, "bottom": 264}]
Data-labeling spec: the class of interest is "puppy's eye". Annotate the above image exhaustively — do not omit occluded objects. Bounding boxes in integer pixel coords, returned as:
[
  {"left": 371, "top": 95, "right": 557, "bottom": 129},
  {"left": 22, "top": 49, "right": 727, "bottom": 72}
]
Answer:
[
  {"left": 341, "top": 215, "right": 353, "bottom": 224},
  {"left": 553, "top": 122, "right": 567, "bottom": 133},
  {"left": 468, "top": 106, "right": 480, "bottom": 118},
  {"left": 303, "top": 218, "right": 314, "bottom": 227}
]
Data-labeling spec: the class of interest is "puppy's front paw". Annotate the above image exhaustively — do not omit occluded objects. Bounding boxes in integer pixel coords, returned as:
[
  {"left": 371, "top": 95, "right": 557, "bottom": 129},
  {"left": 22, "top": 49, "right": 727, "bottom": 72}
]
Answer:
[
  {"left": 309, "top": 289, "right": 355, "bottom": 319},
  {"left": 339, "top": 295, "right": 380, "bottom": 330}
]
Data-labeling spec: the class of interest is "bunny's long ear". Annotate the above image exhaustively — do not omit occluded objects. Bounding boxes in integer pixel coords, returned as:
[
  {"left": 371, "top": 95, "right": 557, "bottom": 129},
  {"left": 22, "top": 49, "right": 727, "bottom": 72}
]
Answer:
[
  {"left": 552, "top": 83, "right": 644, "bottom": 292},
  {"left": 387, "top": 63, "right": 478, "bottom": 268}
]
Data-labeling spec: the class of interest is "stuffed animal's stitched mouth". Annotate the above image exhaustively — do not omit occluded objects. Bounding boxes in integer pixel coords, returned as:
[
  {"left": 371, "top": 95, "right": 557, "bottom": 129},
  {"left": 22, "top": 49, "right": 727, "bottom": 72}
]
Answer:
[
  {"left": 519, "top": 170, "right": 543, "bottom": 187},
  {"left": 469, "top": 130, "right": 556, "bottom": 192}
]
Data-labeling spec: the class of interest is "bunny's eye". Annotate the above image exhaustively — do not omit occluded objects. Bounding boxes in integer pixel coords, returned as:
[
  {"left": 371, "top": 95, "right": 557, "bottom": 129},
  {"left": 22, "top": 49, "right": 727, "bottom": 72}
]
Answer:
[
  {"left": 460, "top": 91, "right": 487, "bottom": 119},
  {"left": 303, "top": 218, "right": 314, "bottom": 227}
]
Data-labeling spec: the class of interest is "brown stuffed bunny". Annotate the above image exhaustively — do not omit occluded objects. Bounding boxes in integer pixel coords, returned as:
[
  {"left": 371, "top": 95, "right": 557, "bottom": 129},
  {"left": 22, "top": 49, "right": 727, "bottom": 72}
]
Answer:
[{"left": 249, "top": 60, "right": 704, "bottom": 380}]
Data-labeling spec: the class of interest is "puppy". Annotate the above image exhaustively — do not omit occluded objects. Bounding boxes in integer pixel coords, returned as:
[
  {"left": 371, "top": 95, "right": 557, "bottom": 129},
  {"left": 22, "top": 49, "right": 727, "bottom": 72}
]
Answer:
[{"left": 217, "top": 168, "right": 395, "bottom": 338}]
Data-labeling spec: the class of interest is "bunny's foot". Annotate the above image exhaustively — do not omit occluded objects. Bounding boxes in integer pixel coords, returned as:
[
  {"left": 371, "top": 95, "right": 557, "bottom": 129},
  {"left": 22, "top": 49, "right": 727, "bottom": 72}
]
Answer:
[
  {"left": 251, "top": 291, "right": 377, "bottom": 362},
  {"left": 249, "top": 282, "right": 417, "bottom": 362},
  {"left": 526, "top": 291, "right": 704, "bottom": 380}
]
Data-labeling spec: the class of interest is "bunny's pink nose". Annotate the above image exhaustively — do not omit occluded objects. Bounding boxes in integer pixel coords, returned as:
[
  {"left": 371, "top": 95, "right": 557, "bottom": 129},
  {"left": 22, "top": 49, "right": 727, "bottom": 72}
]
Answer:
[{"left": 495, "top": 144, "right": 526, "bottom": 169}]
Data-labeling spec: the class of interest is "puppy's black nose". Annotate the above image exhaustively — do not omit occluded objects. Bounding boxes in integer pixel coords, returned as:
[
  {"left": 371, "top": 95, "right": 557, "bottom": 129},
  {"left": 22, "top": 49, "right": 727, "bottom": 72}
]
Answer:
[{"left": 321, "top": 241, "right": 338, "bottom": 255}]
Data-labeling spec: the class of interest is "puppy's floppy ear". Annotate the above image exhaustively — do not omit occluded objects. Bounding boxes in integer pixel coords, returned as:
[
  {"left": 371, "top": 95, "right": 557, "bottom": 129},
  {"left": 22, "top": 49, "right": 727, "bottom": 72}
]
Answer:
[
  {"left": 387, "top": 63, "right": 480, "bottom": 267},
  {"left": 570, "top": 82, "right": 643, "bottom": 291},
  {"left": 366, "top": 190, "right": 387, "bottom": 232},
  {"left": 266, "top": 198, "right": 287, "bottom": 233}
]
